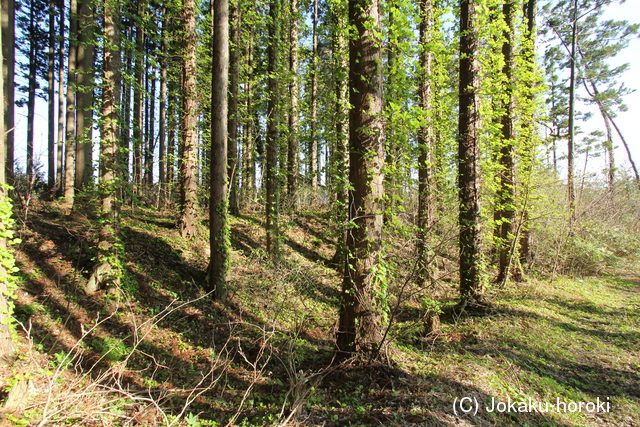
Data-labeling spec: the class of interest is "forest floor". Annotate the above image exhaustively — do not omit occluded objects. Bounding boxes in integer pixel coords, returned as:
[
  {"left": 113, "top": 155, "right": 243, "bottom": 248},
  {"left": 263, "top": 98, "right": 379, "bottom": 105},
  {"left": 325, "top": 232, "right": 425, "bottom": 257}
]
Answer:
[{"left": 1, "top": 200, "right": 639, "bottom": 426}]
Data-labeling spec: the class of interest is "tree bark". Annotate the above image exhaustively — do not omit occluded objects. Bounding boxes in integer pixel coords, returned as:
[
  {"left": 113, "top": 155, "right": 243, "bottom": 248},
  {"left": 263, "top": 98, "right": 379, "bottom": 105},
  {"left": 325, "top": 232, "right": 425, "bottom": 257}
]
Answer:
[
  {"left": 457, "top": 0, "right": 482, "bottom": 303},
  {"left": 62, "top": 0, "right": 78, "bottom": 208},
  {"left": 417, "top": 0, "right": 435, "bottom": 285},
  {"left": 75, "top": 0, "right": 96, "bottom": 191},
  {"left": 265, "top": 0, "right": 279, "bottom": 257},
  {"left": 209, "top": 0, "right": 230, "bottom": 300},
  {"left": 287, "top": 0, "right": 299, "bottom": 199},
  {"left": 179, "top": 0, "right": 200, "bottom": 238},
  {"left": 496, "top": 0, "right": 524, "bottom": 284},
  {"left": 567, "top": 0, "right": 578, "bottom": 224},
  {"left": 26, "top": 2, "right": 37, "bottom": 188},
  {"left": 1, "top": 0, "right": 14, "bottom": 186},
  {"left": 132, "top": 5, "right": 145, "bottom": 193},
  {"left": 227, "top": 0, "right": 240, "bottom": 216},
  {"left": 56, "top": 0, "right": 65, "bottom": 196},
  {"left": 0, "top": 11, "right": 16, "bottom": 361},
  {"left": 47, "top": 0, "right": 56, "bottom": 192},
  {"left": 336, "top": 0, "right": 386, "bottom": 358},
  {"left": 309, "top": 0, "right": 319, "bottom": 189},
  {"left": 159, "top": 13, "right": 167, "bottom": 186},
  {"left": 86, "top": 0, "right": 121, "bottom": 294}
]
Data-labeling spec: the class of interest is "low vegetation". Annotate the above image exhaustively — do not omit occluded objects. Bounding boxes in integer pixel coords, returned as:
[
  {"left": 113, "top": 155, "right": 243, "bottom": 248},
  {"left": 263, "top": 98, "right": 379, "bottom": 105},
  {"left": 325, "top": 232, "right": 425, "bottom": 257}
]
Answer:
[{"left": 1, "top": 193, "right": 638, "bottom": 426}]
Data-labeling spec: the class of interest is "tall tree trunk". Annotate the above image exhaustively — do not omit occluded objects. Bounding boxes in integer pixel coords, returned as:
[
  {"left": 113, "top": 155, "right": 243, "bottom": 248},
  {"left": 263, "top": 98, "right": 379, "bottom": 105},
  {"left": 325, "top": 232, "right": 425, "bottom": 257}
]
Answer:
[
  {"left": 56, "top": 0, "right": 65, "bottom": 196},
  {"left": 496, "top": 0, "right": 523, "bottom": 284},
  {"left": 75, "top": 0, "right": 95, "bottom": 191},
  {"left": 209, "top": 0, "right": 230, "bottom": 299},
  {"left": 309, "top": 0, "right": 319, "bottom": 189},
  {"left": 329, "top": 0, "right": 349, "bottom": 266},
  {"left": 227, "top": 0, "right": 240, "bottom": 215},
  {"left": 86, "top": 0, "right": 121, "bottom": 294},
  {"left": 179, "top": 0, "right": 200, "bottom": 238},
  {"left": 265, "top": 0, "right": 279, "bottom": 256},
  {"left": 242, "top": 27, "right": 255, "bottom": 204},
  {"left": 287, "top": 0, "right": 299, "bottom": 199},
  {"left": 336, "top": 0, "right": 386, "bottom": 358},
  {"left": 133, "top": 6, "right": 145, "bottom": 193},
  {"left": 567, "top": 0, "right": 578, "bottom": 224},
  {"left": 63, "top": 0, "right": 78, "bottom": 208},
  {"left": 159, "top": 12, "right": 167, "bottom": 186},
  {"left": 146, "top": 70, "right": 156, "bottom": 186},
  {"left": 47, "top": 0, "right": 56, "bottom": 192},
  {"left": 457, "top": 0, "right": 482, "bottom": 304},
  {"left": 417, "top": 0, "right": 435, "bottom": 285},
  {"left": 0, "top": 10, "right": 16, "bottom": 360},
  {"left": 1, "top": 0, "right": 14, "bottom": 186},
  {"left": 26, "top": 3, "right": 37, "bottom": 188}
]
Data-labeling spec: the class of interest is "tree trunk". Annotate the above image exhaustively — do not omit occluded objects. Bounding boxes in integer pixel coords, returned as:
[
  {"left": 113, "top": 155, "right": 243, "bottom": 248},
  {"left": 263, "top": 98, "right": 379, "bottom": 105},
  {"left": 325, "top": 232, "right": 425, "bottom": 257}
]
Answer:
[
  {"left": 178, "top": 0, "right": 200, "bottom": 239},
  {"left": 496, "top": 0, "right": 524, "bottom": 284},
  {"left": 287, "top": 0, "right": 299, "bottom": 200},
  {"left": 133, "top": 6, "right": 145, "bottom": 193},
  {"left": 227, "top": 0, "right": 240, "bottom": 216},
  {"left": 75, "top": 0, "right": 95, "bottom": 191},
  {"left": 329, "top": 0, "right": 349, "bottom": 267},
  {"left": 47, "top": 0, "right": 56, "bottom": 192},
  {"left": 146, "top": 69, "right": 156, "bottom": 186},
  {"left": 0, "top": 12, "right": 16, "bottom": 361},
  {"left": 1, "top": 0, "right": 14, "bottom": 186},
  {"left": 265, "top": 0, "right": 279, "bottom": 257},
  {"left": 159, "top": 13, "right": 167, "bottom": 186},
  {"left": 62, "top": 0, "right": 78, "bottom": 208},
  {"left": 336, "top": 0, "right": 386, "bottom": 358},
  {"left": 567, "top": 0, "right": 578, "bottom": 224},
  {"left": 309, "top": 0, "right": 319, "bottom": 189},
  {"left": 242, "top": 28, "right": 255, "bottom": 205},
  {"left": 457, "top": 0, "right": 482, "bottom": 304},
  {"left": 86, "top": 0, "right": 121, "bottom": 295},
  {"left": 417, "top": 0, "right": 435, "bottom": 285},
  {"left": 26, "top": 2, "right": 37, "bottom": 188},
  {"left": 209, "top": 0, "right": 230, "bottom": 299},
  {"left": 56, "top": 0, "right": 65, "bottom": 196}
]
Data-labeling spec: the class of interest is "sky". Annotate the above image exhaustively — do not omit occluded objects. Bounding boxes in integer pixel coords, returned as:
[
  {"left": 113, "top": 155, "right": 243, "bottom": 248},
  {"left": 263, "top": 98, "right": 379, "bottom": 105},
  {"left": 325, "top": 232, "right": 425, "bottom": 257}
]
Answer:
[
  {"left": 581, "top": 0, "right": 640, "bottom": 177},
  {"left": 10, "top": 0, "right": 640, "bottom": 185}
]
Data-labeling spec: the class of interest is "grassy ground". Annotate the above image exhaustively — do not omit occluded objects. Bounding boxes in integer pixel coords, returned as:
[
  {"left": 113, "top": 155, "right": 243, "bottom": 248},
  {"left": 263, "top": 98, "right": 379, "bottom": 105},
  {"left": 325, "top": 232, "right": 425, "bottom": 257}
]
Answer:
[{"left": 1, "top": 201, "right": 638, "bottom": 426}]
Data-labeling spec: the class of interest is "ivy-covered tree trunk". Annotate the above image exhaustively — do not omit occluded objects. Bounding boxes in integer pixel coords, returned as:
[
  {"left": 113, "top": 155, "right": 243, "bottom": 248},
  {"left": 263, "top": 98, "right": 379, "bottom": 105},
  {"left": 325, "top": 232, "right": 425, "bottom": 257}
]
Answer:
[
  {"left": 0, "top": 16, "right": 16, "bottom": 361},
  {"left": 457, "top": 0, "right": 482, "bottom": 304},
  {"left": 179, "top": 0, "right": 200, "bottom": 239},
  {"left": 337, "top": 0, "right": 386, "bottom": 358},
  {"left": 417, "top": 0, "right": 435, "bottom": 285},
  {"left": 86, "top": 0, "right": 121, "bottom": 294},
  {"left": 265, "top": 0, "right": 279, "bottom": 257},
  {"left": 287, "top": 0, "right": 299, "bottom": 199},
  {"left": 495, "top": 0, "right": 524, "bottom": 284},
  {"left": 209, "top": 0, "right": 230, "bottom": 299}
]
